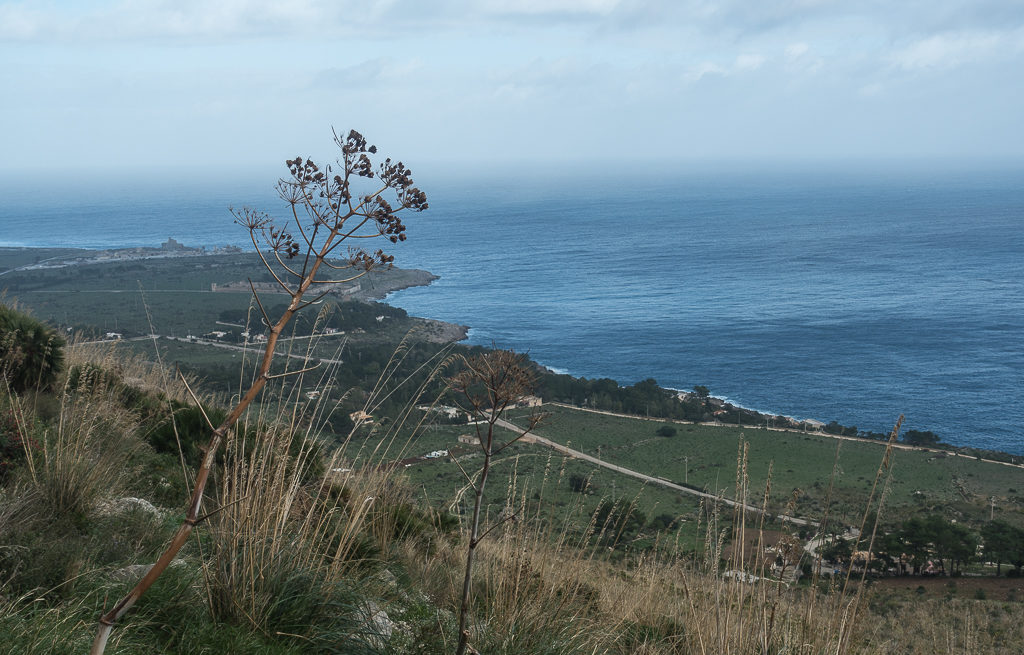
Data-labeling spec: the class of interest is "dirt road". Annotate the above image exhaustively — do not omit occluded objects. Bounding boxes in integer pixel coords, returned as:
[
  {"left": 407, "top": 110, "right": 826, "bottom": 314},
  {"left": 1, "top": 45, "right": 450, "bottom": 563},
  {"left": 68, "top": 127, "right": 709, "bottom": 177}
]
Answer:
[{"left": 495, "top": 416, "right": 819, "bottom": 528}]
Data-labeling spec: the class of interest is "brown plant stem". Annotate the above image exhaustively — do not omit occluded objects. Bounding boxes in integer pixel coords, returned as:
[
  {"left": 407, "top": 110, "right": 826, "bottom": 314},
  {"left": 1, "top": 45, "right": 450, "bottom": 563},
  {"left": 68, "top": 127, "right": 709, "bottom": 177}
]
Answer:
[
  {"left": 451, "top": 351, "right": 541, "bottom": 655},
  {"left": 455, "top": 411, "right": 494, "bottom": 655}
]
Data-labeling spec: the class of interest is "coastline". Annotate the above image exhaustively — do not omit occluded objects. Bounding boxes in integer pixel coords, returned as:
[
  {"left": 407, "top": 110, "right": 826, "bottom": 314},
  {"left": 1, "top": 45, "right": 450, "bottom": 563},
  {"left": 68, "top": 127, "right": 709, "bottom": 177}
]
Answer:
[
  {"left": 3, "top": 246, "right": 1019, "bottom": 459},
  {"left": 0, "top": 244, "right": 470, "bottom": 343}
]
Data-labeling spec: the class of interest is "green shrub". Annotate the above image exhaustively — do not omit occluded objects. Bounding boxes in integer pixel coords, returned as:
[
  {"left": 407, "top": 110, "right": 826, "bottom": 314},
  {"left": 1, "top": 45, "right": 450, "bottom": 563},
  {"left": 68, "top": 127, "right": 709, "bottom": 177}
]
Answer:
[
  {"left": 147, "top": 401, "right": 226, "bottom": 465},
  {"left": 655, "top": 424, "right": 677, "bottom": 437},
  {"left": 0, "top": 305, "right": 65, "bottom": 393}
]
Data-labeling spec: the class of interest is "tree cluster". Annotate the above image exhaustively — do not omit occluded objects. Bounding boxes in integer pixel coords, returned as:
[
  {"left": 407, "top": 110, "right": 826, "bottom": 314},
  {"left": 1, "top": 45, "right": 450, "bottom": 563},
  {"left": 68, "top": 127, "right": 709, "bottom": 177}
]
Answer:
[
  {"left": 822, "top": 516, "right": 1024, "bottom": 578},
  {"left": 538, "top": 374, "right": 707, "bottom": 421}
]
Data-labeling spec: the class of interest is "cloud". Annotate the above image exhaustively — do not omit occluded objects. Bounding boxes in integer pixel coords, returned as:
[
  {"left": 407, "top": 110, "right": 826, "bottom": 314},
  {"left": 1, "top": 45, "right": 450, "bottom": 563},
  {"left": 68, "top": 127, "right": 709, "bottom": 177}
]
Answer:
[
  {"left": 0, "top": 0, "right": 408, "bottom": 42},
  {"left": 486, "top": 57, "right": 608, "bottom": 102},
  {"left": 734, "top": 54, "right": 766, "bottom": 71},
  {"left": 781, "top": 42, "right": 823, "bottom": 74},
  {"left": 785, "top": 42, "right": 809, "bottom": 60},
  {"left": 315, "top": 57, "right": 423, "bottom": 88},
  {"left": 858, "top": 82, "right": 883, "bottom": 97},
  {"left": 684, "top": 61, "right": 727, "bottom": 82},
  {"left": 0, "top": 0, "right": 628, "bottom": 43},
  {"left": 0, "top": 3, "right": 50, "bottom": 39},
  {"left": 3, "top": 0, "right": 1024, "bottom": 166},
  {"left": 684, "top": 54, "right": 765, "bottom": 81},
  {"left": 889, "top": 30, "right": 1007, "bottom": 70},
  {"left": 481, "top": 0, "right": 620, "bottom": 17},
  {"left": 4, "top": 0, "right": 1024, "bottom": 47}
]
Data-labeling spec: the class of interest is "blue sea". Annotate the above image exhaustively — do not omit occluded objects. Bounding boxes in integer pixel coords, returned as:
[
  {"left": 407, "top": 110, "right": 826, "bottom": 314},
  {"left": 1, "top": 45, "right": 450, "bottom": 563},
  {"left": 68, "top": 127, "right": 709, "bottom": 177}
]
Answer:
[{"left": 1, "top": 163, "right": 1022, "bottom": 453}]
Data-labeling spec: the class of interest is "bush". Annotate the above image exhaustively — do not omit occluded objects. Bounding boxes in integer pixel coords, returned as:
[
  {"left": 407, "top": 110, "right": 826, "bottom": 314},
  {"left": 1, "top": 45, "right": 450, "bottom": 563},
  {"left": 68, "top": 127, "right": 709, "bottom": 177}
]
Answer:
[
  {"left": 568, "top": 473, "right": 589, "bottom": 493},
  {"left": 656, "top": 424, "right": 677, "bottom": 437},
  {"left": 0, "top": 305, "right": 65, "bottom": 393},
  {"left": 147, "top": 401, "right": 227, "bottom": 465}
]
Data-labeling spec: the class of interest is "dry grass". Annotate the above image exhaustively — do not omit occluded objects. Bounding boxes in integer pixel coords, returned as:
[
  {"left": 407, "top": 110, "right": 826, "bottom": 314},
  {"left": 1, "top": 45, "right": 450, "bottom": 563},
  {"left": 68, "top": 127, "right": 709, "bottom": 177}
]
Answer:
[
  {"left": 200, "top": 323, "right": 458, "bottom": 636},
  {"left": 396, "top": 429, "right": 912, "bottom": 655},
  {"left": 852, "top": 597, "right": 1024, "bottom": 654},
  {"left": 402, "top": 465, "right": 619, "bottom": 654},
  {"left": 5, "top": 342, "right": 165, "bottom": 518}
]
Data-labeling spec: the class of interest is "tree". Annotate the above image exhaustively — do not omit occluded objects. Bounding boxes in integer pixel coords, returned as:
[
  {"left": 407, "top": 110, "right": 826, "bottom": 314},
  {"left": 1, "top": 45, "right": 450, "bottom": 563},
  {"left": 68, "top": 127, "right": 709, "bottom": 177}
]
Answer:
[
  {"left": 893, "top": 515, "right": 978, "bottom": 576},
  {"left": 928, "top": 516, "right": 976, "bottom": 576},
  {"left": 90, "top": 130, "right": 427, "bottom": 655},
  {"left": 978, "top": 521, "right": 1019, "bottom": 573},
  {"left": 449, "top": 350, "right": 543, "bottom": 655},
  {"left": 821, "top": 537, "right": 853, "bottom": 564},
  {"left": 896, "top": 517, "right": 934, "bottom": 574},
  {"left": 983, "top": 520, "right": 1024, "bottom": 575},
  {"left": 693, "top": 385, "right": 710, "bottom": 399}
]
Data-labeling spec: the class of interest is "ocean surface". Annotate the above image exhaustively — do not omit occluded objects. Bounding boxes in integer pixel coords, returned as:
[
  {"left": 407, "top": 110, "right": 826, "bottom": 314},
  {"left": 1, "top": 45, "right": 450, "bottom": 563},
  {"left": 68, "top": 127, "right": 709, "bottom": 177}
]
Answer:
[{"left": 1, "top": 164, "right": 1022, "bottom": 453}]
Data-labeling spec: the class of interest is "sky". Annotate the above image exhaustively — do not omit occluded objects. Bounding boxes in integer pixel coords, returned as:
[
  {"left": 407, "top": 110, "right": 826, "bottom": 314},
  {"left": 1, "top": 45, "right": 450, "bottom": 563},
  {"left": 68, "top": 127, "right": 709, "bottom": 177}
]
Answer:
[{"left": 2, "top": 0, "right": 1023, "bottom": 175}]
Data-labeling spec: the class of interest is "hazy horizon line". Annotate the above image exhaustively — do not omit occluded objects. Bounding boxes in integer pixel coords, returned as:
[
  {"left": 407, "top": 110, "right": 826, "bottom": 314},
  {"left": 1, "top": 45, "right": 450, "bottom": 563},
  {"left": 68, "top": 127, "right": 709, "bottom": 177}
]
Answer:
[{"left": 2, "top": 155, "right": 1024, "bottom": 185}]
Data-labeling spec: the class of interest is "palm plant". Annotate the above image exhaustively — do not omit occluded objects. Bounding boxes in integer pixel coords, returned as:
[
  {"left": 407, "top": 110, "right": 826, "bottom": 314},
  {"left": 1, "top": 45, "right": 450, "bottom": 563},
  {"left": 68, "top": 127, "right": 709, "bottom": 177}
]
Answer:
[{"left": 0, "top": 304, "right": 65, "bottom": 393}]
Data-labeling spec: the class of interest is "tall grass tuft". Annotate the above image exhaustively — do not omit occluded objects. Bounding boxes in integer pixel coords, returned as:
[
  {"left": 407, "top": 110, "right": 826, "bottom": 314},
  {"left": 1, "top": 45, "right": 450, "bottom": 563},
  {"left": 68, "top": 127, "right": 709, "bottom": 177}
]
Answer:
[
  {"left": 199, "top": 320, "right": 457, "bottom": 649},
  {"left": 4, "top": 340, "right": 157, "bottom": 520}
]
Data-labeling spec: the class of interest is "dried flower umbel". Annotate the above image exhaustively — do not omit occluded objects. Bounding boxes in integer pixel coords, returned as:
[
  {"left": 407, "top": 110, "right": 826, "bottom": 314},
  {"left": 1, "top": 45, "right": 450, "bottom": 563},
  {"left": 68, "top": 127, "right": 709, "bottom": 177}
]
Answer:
[{"left": 90, "top": 130, "right": 427, "bottom": 655}]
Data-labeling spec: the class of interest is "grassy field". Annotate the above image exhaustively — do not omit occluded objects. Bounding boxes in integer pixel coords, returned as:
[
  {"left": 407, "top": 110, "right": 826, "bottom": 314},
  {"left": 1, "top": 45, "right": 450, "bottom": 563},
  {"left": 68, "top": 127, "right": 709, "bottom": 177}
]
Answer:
[
  {"left": 396, "top": 420, "right": 711, "bottom": 551},
  {"left": 496, "top": 405, "right": 1024, "bottom": 530}
]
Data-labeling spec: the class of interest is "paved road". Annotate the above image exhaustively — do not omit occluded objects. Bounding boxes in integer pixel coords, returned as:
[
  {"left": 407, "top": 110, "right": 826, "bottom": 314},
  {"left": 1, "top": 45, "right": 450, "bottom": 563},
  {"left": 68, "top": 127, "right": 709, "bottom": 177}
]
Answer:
[{"left": 495, "top": 416, "right": 819, "bottom": 528}]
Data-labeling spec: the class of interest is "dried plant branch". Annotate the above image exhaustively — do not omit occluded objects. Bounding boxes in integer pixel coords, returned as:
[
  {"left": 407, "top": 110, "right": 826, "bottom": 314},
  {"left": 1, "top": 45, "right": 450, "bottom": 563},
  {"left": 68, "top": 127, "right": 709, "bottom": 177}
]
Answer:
[
  {"left": 193, "top": 494, "right": 251, "bottom": 525},
  {"left": 243, "top": 224, "right": 296, "bottom": 297},
  {"left": 271, "top": 248, "right": 303, "bottom": 279},
  {"left": 292, "top": 288, "right": 335, "bottom": 312},
  {"left": 264, "top": 361, "right": 322, "bottom": 380},
  {"left": 177, "top": 368, "right": 214, "bottom": 431},
  {"left": 247, "top": 278, "right": 273, "bottom": 327},
  {"left": 89, "top": 129, "right": 427, "bottom": 655},
  {"left": 319, "top": 257, "right": 360, "bottom": 270},
  {"left": 473, "top": 511, "right": 518, "bottom": 546},
  {"left": 449, "top": 449, "right": 479, "bottom": 491},
  {"left": 492, "top": 415, "right": 545, "bottom": 457},
  {"left": 310, "top": 272, "right": 367, "bottom": 285}
]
